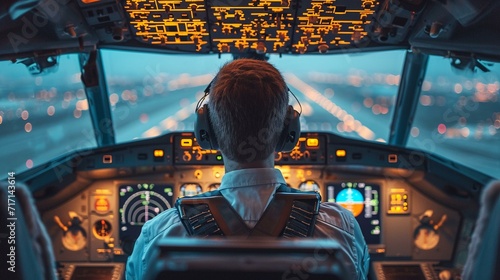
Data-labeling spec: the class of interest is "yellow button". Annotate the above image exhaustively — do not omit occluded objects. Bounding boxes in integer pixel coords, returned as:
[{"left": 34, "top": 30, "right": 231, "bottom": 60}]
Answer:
[
  {"left": 336, "top": 149, "right": 346, "bottom": 157},
  {"left": 181, "top": 138, "right": 193, "bottom": 147},
  {"left": 306, "top": 138, "right": 319, "bottom": 147},
  {"left": 154, "top": 149, "right": 164, "bottom": 157}
]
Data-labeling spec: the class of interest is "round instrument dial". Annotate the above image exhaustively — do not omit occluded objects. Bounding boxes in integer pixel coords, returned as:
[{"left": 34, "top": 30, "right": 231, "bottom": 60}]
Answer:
[
  {"left": 180, "top": 183, "right": 203, "bottom": 197},
  {"left": 299, "top": 180, "right": 320, "bottom": 192},
  {"left": 93, "top": 219, "right": 112, "bottom": 239},
  {"left": 414, "top": 225, "right": 440, "bottom": 250},
  {"left": 61, "top": 226, "right": 87, "bottom": 251}
]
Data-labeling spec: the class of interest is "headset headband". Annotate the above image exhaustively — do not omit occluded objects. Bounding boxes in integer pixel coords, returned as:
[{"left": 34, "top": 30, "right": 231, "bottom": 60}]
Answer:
[{"left": 194, "top": 78, "right": 302, "bottom": 152}]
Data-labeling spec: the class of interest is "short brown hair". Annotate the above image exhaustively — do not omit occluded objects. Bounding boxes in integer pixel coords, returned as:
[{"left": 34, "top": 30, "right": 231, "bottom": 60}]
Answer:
[{"left": 208, "top": 58, "right": 288, "bottom": 162}]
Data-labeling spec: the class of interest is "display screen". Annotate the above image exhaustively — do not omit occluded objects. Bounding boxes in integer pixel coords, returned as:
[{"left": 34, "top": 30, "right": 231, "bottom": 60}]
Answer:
[
  {"left": 326, "top": 182, "right": 381, "bottom": 244},
  {"left": 119, "top": 183, "right": 174, "bottom": 241}
]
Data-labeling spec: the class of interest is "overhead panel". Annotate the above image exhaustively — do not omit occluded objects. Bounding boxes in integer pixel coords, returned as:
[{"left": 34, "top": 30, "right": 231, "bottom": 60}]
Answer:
[
  {"left": 294, "top": 0, "right": 377, "bottom": 53},
  {"left": 123, "top": 0, "right": 209, "bottom": 52},
  {"left": 208, "top": 0, "right": 295, "bottom": 54},
  {"left": 123, "top": 0, "right": 378, "bottom": 54}
]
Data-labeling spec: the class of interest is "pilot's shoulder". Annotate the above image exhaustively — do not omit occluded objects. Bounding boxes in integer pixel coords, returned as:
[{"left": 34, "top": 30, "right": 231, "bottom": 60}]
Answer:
[
  {"left": 317, "top": 202, "right": 357, "bottom": 234},
  {"left": 141, "top": 207, "right": 187, "bottom": 240}
]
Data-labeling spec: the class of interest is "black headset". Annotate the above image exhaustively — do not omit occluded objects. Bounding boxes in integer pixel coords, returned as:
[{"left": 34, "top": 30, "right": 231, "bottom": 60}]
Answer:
[{"left": 194, "top": 81, "right": 301, "bottom": 153}]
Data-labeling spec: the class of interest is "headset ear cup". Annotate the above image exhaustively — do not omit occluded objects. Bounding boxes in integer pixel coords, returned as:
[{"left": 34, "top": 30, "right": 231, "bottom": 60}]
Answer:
[
  {"left": 194, "top": 104, "right": 219, "bottom": 150},
  {"left": 276, "top": 105, "right": 301, "bottom": 152}
]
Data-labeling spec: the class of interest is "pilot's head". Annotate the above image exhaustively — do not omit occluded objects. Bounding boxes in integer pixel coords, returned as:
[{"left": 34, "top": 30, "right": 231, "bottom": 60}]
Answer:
[{"left": 208, "top": 58, "right": 289, "bottom": 163}]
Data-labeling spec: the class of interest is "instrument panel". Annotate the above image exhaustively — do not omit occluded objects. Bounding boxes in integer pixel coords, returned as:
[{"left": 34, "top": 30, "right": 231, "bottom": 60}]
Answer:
[
  {"left": 39, "top": 132, "right": 465, "bottom": 279},
  {"left": 173, "top": 134, "right": 326, "bottom": 165},
  {"left": 41, "top": 173, "right": 461, "bottom": 261}
]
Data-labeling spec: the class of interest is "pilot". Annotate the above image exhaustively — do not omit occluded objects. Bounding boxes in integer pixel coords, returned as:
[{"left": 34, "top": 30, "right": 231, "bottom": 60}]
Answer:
[{"left": 126, "top": 58, "right": 370, "bottom": 279}]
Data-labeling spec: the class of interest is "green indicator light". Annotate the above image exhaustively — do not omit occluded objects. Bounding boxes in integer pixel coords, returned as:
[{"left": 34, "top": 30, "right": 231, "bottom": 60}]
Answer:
[
  {"left": 216, "top": 155, "right": 223, "bottom": 161},
  {"left": 142, "top": 201, "right": 149, "bottom": 206},
  {"left": 164, "top": 188, "right": 172, "bottom": 193},
  {"left": 120, "top": 192, "right": 125, "bottom": 196}
]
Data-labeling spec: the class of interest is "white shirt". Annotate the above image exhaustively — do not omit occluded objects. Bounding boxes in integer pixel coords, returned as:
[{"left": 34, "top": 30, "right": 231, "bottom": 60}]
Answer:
[{"left": 126, "top": 168, "right": 369, "bottom": 279}]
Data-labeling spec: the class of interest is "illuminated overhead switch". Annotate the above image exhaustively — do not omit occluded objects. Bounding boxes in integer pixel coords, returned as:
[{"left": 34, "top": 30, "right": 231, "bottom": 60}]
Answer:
[
  {"left": 181, "top": 138, "right": 193, "bottom": 147},
  {"left": 103, "top": 155, "right": 112, "bottom": 164},
  {"left": 154, "top": 149, "right": 164, "bottom": 157},
  {"left": 306, "top": 138, "right": 319, "bottom": 147}
]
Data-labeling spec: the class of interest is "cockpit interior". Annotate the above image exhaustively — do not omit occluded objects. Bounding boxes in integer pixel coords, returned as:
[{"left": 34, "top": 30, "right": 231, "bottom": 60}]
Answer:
[{"left": 0, "top": 0, "right": 499, "bottom": 279}]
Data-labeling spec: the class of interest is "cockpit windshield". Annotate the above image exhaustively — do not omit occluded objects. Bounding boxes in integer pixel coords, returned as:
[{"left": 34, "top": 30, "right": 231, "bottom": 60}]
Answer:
[
  {"left": 0, "top": 50, "right": 498, "bottom": 178},
  {"left": 408, "top": 56, "right": 500, "bottom": 178},
  {"left": 102, "top": 49, "right": 406, "bottom": 143},
  {"left": 0, "top": 54, "right": 96, "bottom": 176}
]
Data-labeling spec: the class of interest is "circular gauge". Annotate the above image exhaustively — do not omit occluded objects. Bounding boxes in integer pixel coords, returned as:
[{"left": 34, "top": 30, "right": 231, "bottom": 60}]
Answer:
[
  {"left": 180, "top": 183, "right": 203, "bottom": 197},
  {"left": 62, "top": 227, "right": 87, "bottom": 251},
  {"left": 414, "top": 225, "right": 439, "bottom": 250},
  {"left": 299, "top": 180, "right": 320, "bottom": 192},
  {"left": 55, "top": 213, "right": 87, "bottom": 251},
  {"left": 120, "top": 191, "right": 172, "bottom": 226},
  {"left": 119, "top": 183, "right": 174, "bottom": 242},
  {"left": 208, "top": 183, "right": 220, "bottom": 191},
  {"left": 336, "top": 188, "right": 364, "bottom": 217},
  {"left": 93, "top": 219, "right": 112, "bottom": 239}
]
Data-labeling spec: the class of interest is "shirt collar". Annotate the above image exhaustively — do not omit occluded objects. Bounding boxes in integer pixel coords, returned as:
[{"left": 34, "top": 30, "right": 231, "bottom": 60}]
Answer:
[{"left": 219, "top": 168, "right": 286, "bottom": 190}]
